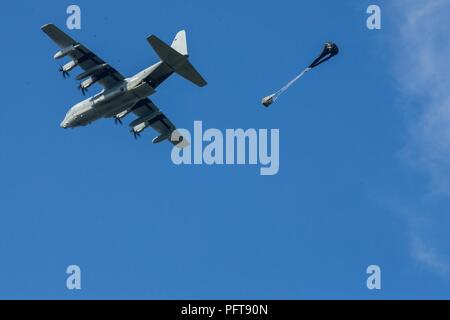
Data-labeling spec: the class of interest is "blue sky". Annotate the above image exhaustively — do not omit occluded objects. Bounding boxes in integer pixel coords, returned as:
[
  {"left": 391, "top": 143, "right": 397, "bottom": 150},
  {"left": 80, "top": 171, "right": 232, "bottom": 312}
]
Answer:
[{"left": 0, "top": 0, "right": 450, "bottom": 299}]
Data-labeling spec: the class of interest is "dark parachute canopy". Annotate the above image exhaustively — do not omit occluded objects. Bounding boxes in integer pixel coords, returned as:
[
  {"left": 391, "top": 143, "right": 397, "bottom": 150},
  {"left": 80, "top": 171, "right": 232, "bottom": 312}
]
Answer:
[
  {"left": 308, "top": 42, "right": 339, "bottom": 69},
  {"left": 261, "top": 42, "right": 339, "bottom": 107}
]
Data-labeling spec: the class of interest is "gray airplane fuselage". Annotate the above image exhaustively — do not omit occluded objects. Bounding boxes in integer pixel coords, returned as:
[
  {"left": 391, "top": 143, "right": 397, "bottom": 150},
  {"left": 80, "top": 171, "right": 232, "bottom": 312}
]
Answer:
[{"left": 60, "top": 61, "right": 172, "bottom": 128}]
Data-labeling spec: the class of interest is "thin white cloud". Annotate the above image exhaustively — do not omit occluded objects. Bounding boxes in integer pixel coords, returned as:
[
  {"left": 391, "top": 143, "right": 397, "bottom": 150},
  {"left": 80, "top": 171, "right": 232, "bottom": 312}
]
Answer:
[
  {"left": 412, "top": 237, "right": 450, "bottom": 279},
  {"left": 392, "top": 0, "right": 450, "bottom": 279},
  {"left": 395, "top": 0, "right": 450, "bottom": 196}
]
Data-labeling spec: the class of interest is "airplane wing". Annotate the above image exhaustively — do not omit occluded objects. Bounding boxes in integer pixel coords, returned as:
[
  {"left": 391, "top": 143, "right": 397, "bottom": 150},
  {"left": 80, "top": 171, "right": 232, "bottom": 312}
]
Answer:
[
  {"left": 132, "top": 98, "right": 188, "bottom": 147},
  {"left": 41, "top": 24, "right": 125, "bottom": 89}
]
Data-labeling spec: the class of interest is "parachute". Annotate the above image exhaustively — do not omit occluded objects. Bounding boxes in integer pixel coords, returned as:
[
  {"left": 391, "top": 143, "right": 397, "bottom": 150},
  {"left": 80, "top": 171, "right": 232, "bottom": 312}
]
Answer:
[{"left": 261, "top": 42, "right": 339, "bottom": 107}]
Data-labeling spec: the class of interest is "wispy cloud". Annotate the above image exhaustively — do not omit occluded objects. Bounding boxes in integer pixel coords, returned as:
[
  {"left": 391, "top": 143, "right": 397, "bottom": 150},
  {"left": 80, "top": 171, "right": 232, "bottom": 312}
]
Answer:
[
  {"left": 412, "top": 237, "right": 450, "bottom": 279},
  {"left": 395, "top": 0, "right": 450, "bottom": 196},
  {"left": 391, "top": 0, "right": 450, "bottom": 278}
]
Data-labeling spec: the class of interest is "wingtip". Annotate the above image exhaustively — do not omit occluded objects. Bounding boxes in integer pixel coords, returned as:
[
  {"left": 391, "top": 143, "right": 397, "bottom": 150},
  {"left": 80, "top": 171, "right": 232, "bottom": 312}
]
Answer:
[
  {"left": 41, "top": 23, "right": 53, "bottom": 31},
  {"left": 147, "top": 34, "right": 158, "bottom": 42},
  {"left": 171, "top": 130, "right": 190, "bottom": 148}
]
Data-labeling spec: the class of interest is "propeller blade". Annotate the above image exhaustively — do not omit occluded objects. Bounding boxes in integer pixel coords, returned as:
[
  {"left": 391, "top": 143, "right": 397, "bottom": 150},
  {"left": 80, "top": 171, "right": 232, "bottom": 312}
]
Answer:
[
  {"left": 59, "top": 66, "right": 70, "bottom": 79},
  {"left": 78, "top": 84, "right": 87, "bottom": 96},
  {"left": 114, "top": 117, "right": 123, "bottom": 125},
  {"left": 131, "top": 130, "right": 141, "bottom": 140}
]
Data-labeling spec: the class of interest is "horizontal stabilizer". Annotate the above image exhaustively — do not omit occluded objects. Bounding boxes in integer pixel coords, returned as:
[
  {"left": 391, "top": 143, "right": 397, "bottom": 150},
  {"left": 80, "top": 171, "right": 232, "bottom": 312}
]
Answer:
[
  {"left": 175, "top": 60, "right": 207, "bottom": 87},
  {"left": 147, "top": 33, "right": 207, "bottom": 87}
]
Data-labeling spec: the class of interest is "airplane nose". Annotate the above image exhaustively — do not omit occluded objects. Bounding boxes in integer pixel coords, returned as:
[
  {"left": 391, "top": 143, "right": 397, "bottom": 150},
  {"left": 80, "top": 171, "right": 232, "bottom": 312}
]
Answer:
[{"left": 60, "top": 121, "right": 68, "bottom": 128}]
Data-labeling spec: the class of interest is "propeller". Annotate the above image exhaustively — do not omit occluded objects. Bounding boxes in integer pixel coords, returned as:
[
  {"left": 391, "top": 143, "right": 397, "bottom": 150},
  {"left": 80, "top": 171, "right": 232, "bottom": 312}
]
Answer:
[
  {"left": 59, "top": 65, "right": 70, "bottom": 79},
  {"left": 77, "top": 84, "right": 87, "bottom": 96},
  {"left": 114, "top": 116, "right": 123, "bottom": 125},
  {"left": 131, "top": 129, "right": 141, "bottom": 140}
]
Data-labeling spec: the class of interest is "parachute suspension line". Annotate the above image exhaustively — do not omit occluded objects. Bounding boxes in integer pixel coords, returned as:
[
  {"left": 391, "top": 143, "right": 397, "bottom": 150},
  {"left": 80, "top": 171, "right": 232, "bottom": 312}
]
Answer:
[
  {"left": 272, "top": 67, "right": 311, "bottom": 102},
  {"left": 261, "top": 67, "right": 311, "bottom": 107}
]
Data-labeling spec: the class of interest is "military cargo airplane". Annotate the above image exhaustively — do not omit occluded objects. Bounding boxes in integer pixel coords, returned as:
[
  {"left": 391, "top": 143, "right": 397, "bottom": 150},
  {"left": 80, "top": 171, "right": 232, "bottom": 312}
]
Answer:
[{"left": 41, "top": 24, "right": 207, "bottom": 146}]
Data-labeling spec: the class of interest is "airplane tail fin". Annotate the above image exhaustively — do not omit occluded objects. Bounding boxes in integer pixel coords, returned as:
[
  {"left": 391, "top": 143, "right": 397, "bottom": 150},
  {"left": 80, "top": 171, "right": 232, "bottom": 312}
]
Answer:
[
  {"left": 171, "top": 30, "right": 188, "bottom": 56},
  {"left": 147, "top": 31, "right": 207, "bottom": 87}
]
